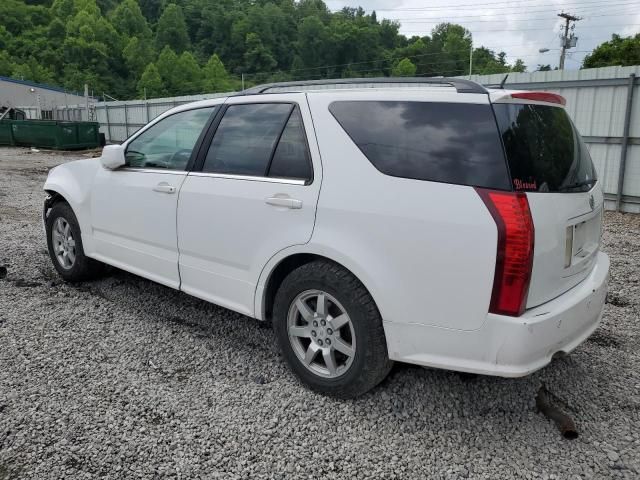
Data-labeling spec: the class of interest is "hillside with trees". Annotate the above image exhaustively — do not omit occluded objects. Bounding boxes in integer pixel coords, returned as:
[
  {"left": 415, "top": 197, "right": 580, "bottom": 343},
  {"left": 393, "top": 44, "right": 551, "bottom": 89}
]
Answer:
[{"left": 1, "top": 0, "right": 528, "bottom": 100}]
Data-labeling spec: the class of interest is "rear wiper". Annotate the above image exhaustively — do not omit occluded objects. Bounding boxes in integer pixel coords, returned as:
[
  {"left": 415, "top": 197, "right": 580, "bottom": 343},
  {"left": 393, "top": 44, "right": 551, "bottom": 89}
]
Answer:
[{"left": 559, "top": 179, "right": 595, "bottom": 191}]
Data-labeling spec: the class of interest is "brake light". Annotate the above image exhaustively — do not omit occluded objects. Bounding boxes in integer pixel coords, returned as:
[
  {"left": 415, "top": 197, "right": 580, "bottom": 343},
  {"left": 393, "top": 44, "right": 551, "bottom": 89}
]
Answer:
[
  {"left": 509, "top": 92, "right": 566, "bottom": 106},
  {"left": 476, "top": 189, "right": 535, "bottom": 316}
]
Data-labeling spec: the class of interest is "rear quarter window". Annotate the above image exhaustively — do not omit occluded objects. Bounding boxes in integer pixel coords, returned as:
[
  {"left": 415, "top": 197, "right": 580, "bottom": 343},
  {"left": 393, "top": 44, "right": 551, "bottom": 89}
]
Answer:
[
  {"left": 329, "top": 101, "right": 511, "bottom": 190},
  {"left": 493, "top": 103, "right": 597, "bottom": 192}
]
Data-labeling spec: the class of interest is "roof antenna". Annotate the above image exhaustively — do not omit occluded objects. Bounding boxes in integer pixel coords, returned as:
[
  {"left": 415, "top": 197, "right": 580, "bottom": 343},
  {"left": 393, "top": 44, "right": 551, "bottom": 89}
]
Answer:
[{"left": 499, "top": 74, "right": 509, "bottom": 89}]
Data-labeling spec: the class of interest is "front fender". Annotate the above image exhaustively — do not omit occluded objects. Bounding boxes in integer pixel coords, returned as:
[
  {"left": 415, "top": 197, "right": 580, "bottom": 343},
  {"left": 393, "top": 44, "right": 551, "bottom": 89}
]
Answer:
[{"left": 43, "top": 158, "right": 101, "bottom": 253}]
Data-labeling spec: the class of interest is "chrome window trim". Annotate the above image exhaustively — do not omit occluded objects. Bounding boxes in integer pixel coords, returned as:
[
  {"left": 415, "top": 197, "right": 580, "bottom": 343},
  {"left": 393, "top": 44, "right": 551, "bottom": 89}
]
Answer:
[
  {"left": 188, "top": 171, "right": 306, "bottom": 185},
  {"left": 119, "top": 167, "right": 188, "bottom": 176}
]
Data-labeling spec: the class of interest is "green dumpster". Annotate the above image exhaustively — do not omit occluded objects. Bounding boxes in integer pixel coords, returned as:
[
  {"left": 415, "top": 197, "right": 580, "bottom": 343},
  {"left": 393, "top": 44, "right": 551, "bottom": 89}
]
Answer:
[
  {"left": 0, "top": 122, "right": 13, "bottom": 146},
  {"left": 0, "top": 119, "right": 100, "bottom": 150}
]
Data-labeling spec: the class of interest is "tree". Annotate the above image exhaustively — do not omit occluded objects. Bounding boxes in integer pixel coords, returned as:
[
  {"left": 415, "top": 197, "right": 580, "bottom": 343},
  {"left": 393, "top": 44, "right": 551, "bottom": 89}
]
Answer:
[
  {"left": 0, "top": 51, "right": 14, "bottom": 77},
  {"left": 244, "top": 32, "right": 277, "bottom": 74},
  {"left": 50, "top": 0, "right": 75, "bottom": 20},
  {"left": 156, "top": 45, "right": 179, "bottom": 92},
  {"left": 511, "top": 59, "right": 526, "bottom": 73},
  {"left": 155, "top": 3, "right": 190, "bottom": 54},
  {"left": 2, "top": 0, "right": 548, "bottom": 100},
  {"left": 537, "top": 64, "right": 553, "bottom": 71},
  {"left": 137, "top": 63, "right": 164, "bottom": 98},
  {"left": 296, "top": 16, "right": 329, "bottom": 69},
  {"left": 583, "top": 34, "right": 640, "bottom": 68},
  {"left": 123, "top": 36, "right": 154, "bottom": 77},
  {"left": 203, "top": 53, "right": 231, "bottom": 92},
  {"left": 175, "top": 51, "right": 202, "bottom": 94},
  {"left": 110, "top": 0, "right": 151, "bottom": 39},
  {"left": 138, "top": 0, "right": 163, "bottom": 23},
  {"left": 392, "top": 58, "right": 416, "bottom": 76}
]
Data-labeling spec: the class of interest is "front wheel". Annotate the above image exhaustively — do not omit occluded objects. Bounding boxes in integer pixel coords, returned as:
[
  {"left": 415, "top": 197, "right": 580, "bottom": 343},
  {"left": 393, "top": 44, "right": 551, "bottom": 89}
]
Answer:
[
  {"left": 45, "top": 201, "right": 104, "bottom": 282},
  {"left": 273, "top": 260, "right": 392, "bottom": 398}
]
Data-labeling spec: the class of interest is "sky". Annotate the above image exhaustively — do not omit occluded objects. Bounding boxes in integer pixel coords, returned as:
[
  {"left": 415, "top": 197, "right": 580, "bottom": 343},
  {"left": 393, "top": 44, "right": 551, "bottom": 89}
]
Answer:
[{"left": 324, "top": 0, "right": 640, "bottom": 72}]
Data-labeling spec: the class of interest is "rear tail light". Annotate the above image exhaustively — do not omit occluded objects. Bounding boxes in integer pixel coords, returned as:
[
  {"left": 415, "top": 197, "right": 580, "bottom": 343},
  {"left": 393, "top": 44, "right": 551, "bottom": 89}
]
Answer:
[{"left": 476, "top": 189, "right": 535, "bottom": 316}]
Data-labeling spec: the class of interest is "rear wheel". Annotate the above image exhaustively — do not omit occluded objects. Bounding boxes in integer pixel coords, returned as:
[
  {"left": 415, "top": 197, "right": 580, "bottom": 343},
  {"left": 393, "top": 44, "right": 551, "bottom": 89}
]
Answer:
[
  {"left": 273, "top": 260, "right": 392, "bottom": 398},
  {"left": 46, "top": 201, "right": 104, "bottom": 282}
]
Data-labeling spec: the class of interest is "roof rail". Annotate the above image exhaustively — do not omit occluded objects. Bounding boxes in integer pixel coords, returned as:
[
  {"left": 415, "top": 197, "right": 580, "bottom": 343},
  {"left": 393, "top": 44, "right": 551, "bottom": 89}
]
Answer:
[{"left": 239, "top": 77, "right": 488, "bottom": 95}]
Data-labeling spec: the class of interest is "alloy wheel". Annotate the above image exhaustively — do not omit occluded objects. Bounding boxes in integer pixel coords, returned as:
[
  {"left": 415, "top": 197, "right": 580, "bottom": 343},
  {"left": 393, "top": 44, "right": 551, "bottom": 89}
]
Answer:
[
  {"left": 287, "top": 289, "right": 356, "bottom": 378},
  {"left": 51, "top": 217, "right": 76, "bottom": 269}
]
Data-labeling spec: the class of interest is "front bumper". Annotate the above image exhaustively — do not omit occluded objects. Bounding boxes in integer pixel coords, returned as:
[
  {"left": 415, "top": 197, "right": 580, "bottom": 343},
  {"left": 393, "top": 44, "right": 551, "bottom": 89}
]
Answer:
[{"left": 384, "top": 251, "right": 610, "bottom": 376}]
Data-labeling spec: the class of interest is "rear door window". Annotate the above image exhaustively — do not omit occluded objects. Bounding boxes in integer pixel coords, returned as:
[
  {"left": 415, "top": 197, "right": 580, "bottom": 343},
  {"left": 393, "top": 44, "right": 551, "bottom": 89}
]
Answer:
[
  {"left": 329, "top": 101, "right": 511, "bottom": 190},
  {"left": 202, "top": 103, "right": 293, "bottom": 176},
  {"left": 493, "top": 103, "right": 596, "bottom": 192}
]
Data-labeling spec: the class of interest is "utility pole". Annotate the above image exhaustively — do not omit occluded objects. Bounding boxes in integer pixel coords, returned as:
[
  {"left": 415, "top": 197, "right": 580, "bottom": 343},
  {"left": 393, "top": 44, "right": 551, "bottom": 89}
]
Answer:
[
  {"left": 469, "top": 43, "right": 473, "bottom": 78},
  {"left": 558, "top": 12, "right": 580, "bottom": 70}
]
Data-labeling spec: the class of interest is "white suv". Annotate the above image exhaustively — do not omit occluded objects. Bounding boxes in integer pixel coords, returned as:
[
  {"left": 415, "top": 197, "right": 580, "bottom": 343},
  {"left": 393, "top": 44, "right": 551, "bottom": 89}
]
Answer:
[{"left": 43, "top": 78, "right": 610, "bottom": 398}]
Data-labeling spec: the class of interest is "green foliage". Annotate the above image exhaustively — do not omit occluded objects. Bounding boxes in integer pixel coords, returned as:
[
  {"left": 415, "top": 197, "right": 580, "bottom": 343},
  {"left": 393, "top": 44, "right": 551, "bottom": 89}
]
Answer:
[
  {"left": 3, "top": 0, "right": 533, "bottom": 100},
  {"left": 392, "top": 58, "right": 416, "bottom": 77},
  {"left": 244, "top": 33, "right": 277, "bottom": 74},
  {"left": 0, "top": 52, "right": 12, "bottom": 77},
  {"left": 582, "top": 34, "right": 640, "bottom": 68},
  {"left": 110, "top": 0, "right": 151, "bottom": 39},
  {"left": 203, "top": 54, "right": 232, "bottom": 92},
  {"left": 156, "top": 46, "right": 180, "bottom": 91},
  {"left": 175, "top": 51, "right": 202, "bottom": 94},
  {"left": 155, "top": 3, "right": 190, "bottom": 54},
  {"left": 123, "top": 36, "right": 155, "bottom": 77},
  {"left": 137, "top": 63, "right": 164, "bottom": 97}
]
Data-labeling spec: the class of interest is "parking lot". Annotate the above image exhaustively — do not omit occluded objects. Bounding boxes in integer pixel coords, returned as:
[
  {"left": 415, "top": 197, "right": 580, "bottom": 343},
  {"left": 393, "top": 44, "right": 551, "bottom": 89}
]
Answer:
[{"left": 0, "top": 146, "right": 639, "bottom": 479}]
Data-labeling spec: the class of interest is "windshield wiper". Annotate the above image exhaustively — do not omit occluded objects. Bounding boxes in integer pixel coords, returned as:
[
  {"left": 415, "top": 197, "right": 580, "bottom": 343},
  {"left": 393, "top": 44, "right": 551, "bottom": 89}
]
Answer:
[{"left": 559, "top": 179, "right": 595, "bottom": 191}]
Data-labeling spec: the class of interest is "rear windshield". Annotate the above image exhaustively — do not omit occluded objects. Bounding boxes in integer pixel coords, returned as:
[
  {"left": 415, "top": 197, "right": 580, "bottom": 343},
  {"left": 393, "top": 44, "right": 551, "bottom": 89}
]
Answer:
[
  {"left": 493, "top": 103, "right": 597, "bottom": 192},
  {"left": 329, "top": 101, "right": 511, "bottom": 190}
]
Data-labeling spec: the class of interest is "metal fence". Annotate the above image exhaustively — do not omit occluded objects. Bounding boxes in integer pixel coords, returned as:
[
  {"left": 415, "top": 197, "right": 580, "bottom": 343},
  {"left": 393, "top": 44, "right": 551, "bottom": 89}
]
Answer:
[
  {"left": 94, "top": 92, "right": 231, "bottom": 143},
  {"left": 61, "top": 65, "right": 640, "bottom": 213}
]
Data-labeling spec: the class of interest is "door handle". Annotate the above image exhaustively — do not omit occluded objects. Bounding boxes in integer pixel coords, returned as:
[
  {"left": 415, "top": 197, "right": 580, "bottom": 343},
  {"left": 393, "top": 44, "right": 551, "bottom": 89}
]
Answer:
[
  {"left": 265, "top": 196, "right": 303, "bottom": 209},
  {"left": 153, "top": 182, "right": 176, "bottom": 194}
]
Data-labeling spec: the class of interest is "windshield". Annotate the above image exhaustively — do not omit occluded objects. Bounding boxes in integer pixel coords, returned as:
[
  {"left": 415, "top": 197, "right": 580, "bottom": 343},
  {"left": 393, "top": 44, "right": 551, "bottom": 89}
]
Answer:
[{"left": 493, "top": 103, "right": 597, "bottom": 193}]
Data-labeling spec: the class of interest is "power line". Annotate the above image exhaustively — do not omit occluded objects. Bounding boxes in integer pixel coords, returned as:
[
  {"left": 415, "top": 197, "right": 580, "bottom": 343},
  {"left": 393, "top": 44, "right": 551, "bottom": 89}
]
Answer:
[
  {"left": 243, "top": 43, "right": 561, "bottom": 79},
  {"left": 393, "top": 11, "right": 638, "bottom": 24},
  {"left": 330, "top": 0, "right": 640, "bottom": 13},
  {"left": 242, "top": 43, "right": 538, "bottom": 77},
  {"left": 401, "top": 22, "right": 640, "bottom": 33},
  {"left": 385, "top": 3, "right": 639, "bottom": 22}
]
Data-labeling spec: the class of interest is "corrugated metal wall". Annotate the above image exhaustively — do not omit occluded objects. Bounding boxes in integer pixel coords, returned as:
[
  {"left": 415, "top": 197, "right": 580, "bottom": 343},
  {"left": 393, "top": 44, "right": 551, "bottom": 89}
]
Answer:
[
  {"left": 94, "top": 93, "right": 231, "bottom": 143},
  {"left": 90, "top": 66, "right": 640, "bottom": 212}
]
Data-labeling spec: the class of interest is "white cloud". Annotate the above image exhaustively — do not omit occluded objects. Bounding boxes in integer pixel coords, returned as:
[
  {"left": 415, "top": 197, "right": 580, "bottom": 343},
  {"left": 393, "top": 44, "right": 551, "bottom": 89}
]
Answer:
[{"left": 325, "top": 0, "right": 640, "bottom": 71}]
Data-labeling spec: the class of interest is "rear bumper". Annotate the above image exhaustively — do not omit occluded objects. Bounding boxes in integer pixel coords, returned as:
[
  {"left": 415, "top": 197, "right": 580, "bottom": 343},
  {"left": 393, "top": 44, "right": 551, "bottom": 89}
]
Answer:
[{"left": 384, "top": 251, "right": 610, "bottom": 376}]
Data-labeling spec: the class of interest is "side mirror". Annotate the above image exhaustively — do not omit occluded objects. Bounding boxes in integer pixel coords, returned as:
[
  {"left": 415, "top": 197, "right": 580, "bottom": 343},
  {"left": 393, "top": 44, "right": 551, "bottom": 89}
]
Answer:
[{"left": 100, "top": 144, "right": 126, "bottom": 170}]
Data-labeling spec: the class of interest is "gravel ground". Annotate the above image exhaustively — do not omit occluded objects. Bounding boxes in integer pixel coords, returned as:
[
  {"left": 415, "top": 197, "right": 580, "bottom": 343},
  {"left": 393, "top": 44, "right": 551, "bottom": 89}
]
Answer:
[{"left": 1, "top": 146, "right": 639, "bottom": 479}]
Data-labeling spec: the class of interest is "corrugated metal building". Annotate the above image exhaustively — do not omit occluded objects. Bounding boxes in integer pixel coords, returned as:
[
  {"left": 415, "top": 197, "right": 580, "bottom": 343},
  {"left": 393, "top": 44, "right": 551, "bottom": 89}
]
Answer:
[{"left": 0, "top": 76, "right": 90, "bottom": 120}]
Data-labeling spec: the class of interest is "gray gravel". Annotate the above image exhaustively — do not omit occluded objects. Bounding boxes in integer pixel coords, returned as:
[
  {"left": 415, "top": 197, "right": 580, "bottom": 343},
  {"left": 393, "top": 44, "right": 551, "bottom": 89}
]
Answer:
[{"left": 1, "top": 146, "right": 639, "bottom": 479}]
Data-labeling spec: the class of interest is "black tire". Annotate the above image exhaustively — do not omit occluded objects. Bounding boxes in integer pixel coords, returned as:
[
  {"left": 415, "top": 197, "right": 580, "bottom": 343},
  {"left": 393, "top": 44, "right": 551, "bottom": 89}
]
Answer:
[
  {"left": 273, "top": 260, "right": 393, "bottom": 398},
  {"left": 45, "top": 201, "right": 104, "bottom": 282}
]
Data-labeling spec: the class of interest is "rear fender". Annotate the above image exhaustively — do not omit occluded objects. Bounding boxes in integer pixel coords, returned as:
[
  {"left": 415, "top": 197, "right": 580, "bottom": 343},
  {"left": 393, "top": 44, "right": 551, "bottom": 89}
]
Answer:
[{"left": 254, "top": 243, "right": 386, "bottom": 323}]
